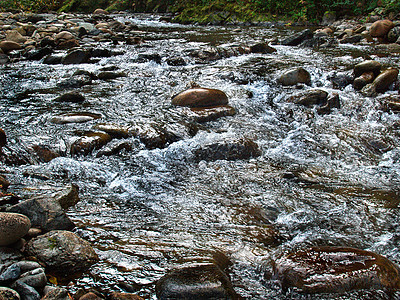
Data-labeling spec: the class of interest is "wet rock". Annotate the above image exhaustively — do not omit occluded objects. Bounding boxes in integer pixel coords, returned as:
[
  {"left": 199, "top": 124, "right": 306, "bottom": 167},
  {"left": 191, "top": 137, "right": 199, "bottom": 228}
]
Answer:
[
  {"left": 43, "top": 53, "right": 63, "bottom": 65},
  {"left": 370, "top": 19, "right": 395, "bottom": 38},
  {"left": 362, "top": 68, "right": 399, "bottom": 96},
  {"left": 0, "top": 247, "right": 23, "bottom": 265},
  {"left": 55, "top": 31, "right": 74, "bottom": 42},
  {"left": 354, "top": 60, "right": 381, "bottom": 77},
  {"left": 353, "top": 72, "right": 375, "bottom": 90},
  {"left": 95, "top": 140, "right": 133, "bottom": 157},
  {"left": 42, "top": 286, "right": 70, "bottom": 300},
  {"left": 281, "top": 29, "right": 313, "bottom": 46},
  {"left": 0, "top": 287, "right": 20, "bottom": 300},
  {"left": 288, "top": 89, "right": 328, "bottom": 107},
  {"left": 11, "top": 280, "right": 40, "bottom": 300},
  {"left": 126, "top": 36, "right": 143, "bottom": 45},
  {"left": 79, "top": 292, "right": 104, "bottom": 300},
  {"left": 182, "top": 105, "right": 236, "bottom": 123},
  {"left": 55, "top": 92, "right": 85, "bottom": 103},
  {"left": 156, "top": 264, "right": 239, "bottom": 300},
  {"left": 57, "top": 74, "right": 92, "bottom": 88},
  {"left": 39, "top": 37, "right": 56, "bottom": 48},
  {"left": 194, "top": 138, "right": 261, "bottom": 161},
  {"left": 172, "top": 87, "right": 229, "bottom": 108},
  {"left": 57, "top": 39, "right": 80, "bottom": 50},
  {"left": 277, "top": 67, "right": 311, "bottom": 86},
  {"left": 30, "top": 144, "right": 60, "bottom": 163},
  {"left": 316, "top": 93, "right": 340, "bottom": 115},
  {"left": 137, "top": 53, "right": 162, "bottom": 64},
  {"left": 62, "top": 49, "right": 90, "bottom": 65},
  {"left": 90, "top": 48, "right": 111, "bottom": 58},
  {"left": 328, "top": 71, "right": 353, "bottom": 89},
  {"left": 249, "top": 42, "right": 277, "bottom": 54},
  {"left": 24, "top": 47, "right": 53, "bottom": 61},
  {"left": 388, "top": 26, "right": 400, "bottom": 43},
  {"left": 26, "top": 230, "right": 99, "bottom": 274},
  {"left": 6, "top": 30, "right": 27, "bottom": 44},
  {"left": 70, "top": 132, "right": 112, "bottom": 156},
  {"left": 0, "top": 263, "right": 21, "bottom": 282},
  {"left": 166, "top": 57, "right": 186, "bottom": 66},
  {"left": 97, "top": 71, "right": 126, "bottom": 80},
  {"left": 109, "top": 292, "right": 144, "bottom": 300},
  {"left": 0, "top": 212, "right": 31, "bottom": 246},
  {"left": 273, "top": 246, "right": 400, "bottom": 293},
  {"left": 15, "top": 261, "right": 42, "bottom": 273},
  {"left": 17, "top": 268, "right": 47, "bottom": 288},
  {"left": 375, "top": 43, "right": 400, "bottom": 53},
  {"left": 93, "top": 124, "right": 130, "bottom": 139},
  {"left": 0, "top": 41, "right": 22, "bottom": 53},
  {"left": 0, "top": 53, "right": 10, "bottom": 64},
  {"left": 340, "top": 34, "right": 363, "bottom": 44},
  {"left": 0, "top": 128, "right": 6, "bottom": 149},
  {"left": 51, "top": 113, "right": 101, "bottom": 124},
  {"left": 379, "top": 95, "right": 400, "bottom": 112},
  {"left": 0, "top": 175, "right": 10, "bottom": 190}
]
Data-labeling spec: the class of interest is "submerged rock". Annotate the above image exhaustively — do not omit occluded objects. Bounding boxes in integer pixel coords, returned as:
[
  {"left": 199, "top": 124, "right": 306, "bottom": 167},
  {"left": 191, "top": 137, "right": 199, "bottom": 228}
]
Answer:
[
  {"left": 70, "top": 132, "right": 112, "bottom": 156},
  {"left": 0, "top": 128, "right": 6, "bottom": 149},
  {"left": 26, "top": 230, "right": 99, "bottom": 274},
  {"left": 51, "top": 113, "right": 101, "bottom": 124},
  {"left": 156, "top": 264, "right": 239, "bottom": 300},
  {"left": 362, "top": 68, "right": 399, "bottom": 96},
  {"left": 182, "top": 105, "right": 236, "bottom": 123},
  {"left": 273, "top": 246, "right": 400, "bottom": 293},
  {"left": 194, "top": 138, "right": 261, "bottom": 161},
  {"left": 172, "top": 88, "right": 229, "bottom": 108},
  {"left": 0, "top": 212, "right": 31, "bottom": 246},
  {"left": 277, "top": 67, "right": 311, "bottom": 86},
  {"left": 54, "top": 92, "right": 85, "bottom": 103},
  {"left": 61, "top": 49, "right": 90, "bottom": 65}
]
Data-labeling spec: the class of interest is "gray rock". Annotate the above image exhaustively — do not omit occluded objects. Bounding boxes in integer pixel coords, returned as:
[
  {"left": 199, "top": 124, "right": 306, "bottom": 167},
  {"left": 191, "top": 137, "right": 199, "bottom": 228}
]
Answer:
[
  {"left": 0, "top": 247, "right": 23, "bottom": 265},
  {"left": 0, "top": 212, "right": 31, "bottom": 246},
  {"left": 156, "top": 264, "right": 238, "bottom": 300},
  {"left": 0, "top": 287, "right": 20, "bottom": 300},
  {"left": 0, "top": 53, "right": 10, "bottom": 65},
  {"left": 42, "top": 286, "right": 70, "bottom": 300},
  {"left": 26, "top": 230, "right": 99, "bottom": 274},
  {"left": 388, "top": 26, "right": 400, "bottom": 43},
  {"left": 340, "top": 34, "right": 363, "bottom": 44},
  {"left": 281, "top": 29, "right": 313, "bottom": 46},
  {"left": 15, "top": 261, "right": 41, "bottom": 273},
  {"left": 11, "top": 281, "right": 40, "bottom": 300},
  {"left": 277, "top": 67, "right": 311, "bottom": 86},
  {"left": 0, "top": 263, "right": 21, "bottom": 282},
  {"left": 56, "top": 75, "right": 92, "bottom": 88},
  {"left": 18, "top": 268, "right": 47, "bottom": 288},
  {"left": 7, "top": 195, "right": 75, "bottom": 232}
]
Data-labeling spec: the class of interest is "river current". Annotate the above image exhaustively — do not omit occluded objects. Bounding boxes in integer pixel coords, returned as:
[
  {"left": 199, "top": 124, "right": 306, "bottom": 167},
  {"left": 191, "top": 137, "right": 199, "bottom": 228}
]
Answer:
[{"left": 1, "top": 13, "right": 400, "bottom": 299}]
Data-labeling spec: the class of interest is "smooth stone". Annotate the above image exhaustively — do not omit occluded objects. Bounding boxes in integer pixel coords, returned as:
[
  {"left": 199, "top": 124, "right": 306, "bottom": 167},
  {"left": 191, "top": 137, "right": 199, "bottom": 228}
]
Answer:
[
  {"left": 51, "top": 113, "right": 101, "bottom": 124},
  {"left": 156, "top": 264, "right": 238, "bottom": 300},
  {"left": 0, "top": 212, "right": 31, "bottom": 246},
  {"left": 340, "top": 34, "right": 363, "bottom": 44},
  {"left": 0, "top": 41, "right": 22, "bottom": 53},
  {"left": 24, "top": 47, "right": 53, "bottom": 61},
  {"left": 93, "top": 9, "right": 108, "bottom": 15},
  {"left": 54, "top": 92, "right": 85, "bottom": 103},
  {"left": 26, "top": 230, "right": 99, "bottom": 274},
  {"left": 0, "top": 128, "right": 6, "bottom": 148},
  {"left": 353, "top": 72, "right": 375, "bottom": 90},
  {"left": 194, "top": 138, "right": 261, "bottom": 161},
  {"left": 6, "top": 30, "right": 27, "bottom": 44},
  {"left": 70, "top": 132, "right": 112, "bottom": 156},
  {"left": 0, "top": 175, "right": 10, "bottom": 190},
  {"left": 56, "top": 75, "right": 92, "bottom": 88},
  {"left": 11, "top": 281, "right": 40, "bottom": 300},
  {"left": 30, "top": 144, "right": 60, "bottom": 163},
  {"left": 354, "top": 60, "right": 381, "bottom": 77},
  {"left": 0, "top": 287, "right": 20, "bottom": 300},
  {"left": 273, "top": 246, "right": 400, "bottom": 293},
  {"left": 249, "top": 42, "right": 277, "bottom": 54},
  {"left": 288, "top": 89, "right": 328, "bottom": 107},
  {"left": 370, "top": 19, "right": 395, "bottom": 38},
  {"left": 15, "top": 261, "right": 41, "bottom": 273},
  {"left": 277, "top": 67, "right": 311, "bottom": 86},
  {"left": 79, "top": 292, "right": 104, "bottom": 300},
  {"left": 362, "top": 68, "right": 399, "bottom": 96},
  {"left": 375, "top": 43, "right": 400, "bottom": 53},
  {"left": 172, "top": 88, "right": 229, "bottom": 108},
  {"left": 281, "top": 29, "right": 313, "bottom": 46},
  {"left": 57, "top": 39, "right": 80, "bottom": 50},
  {"left": 18, "top": 268, "right": 47, "bottom": 288},
  {"left": 61, "top": 49, "right": 90, "bottom": 65},
  {"left": 183, "top": 105, "right": 236, "bottom": 123},
  {"left": 93, "top": 124, "right": 130, "bottom": 139},
  {"left": 0, "top": 53, "right": 10, "bottom": 64},
  {"left": 55, "top": 31, "right": 74, "bottom": 41},
  {"left": 0, "top": 263, "right": 21, "bottom": 282}
]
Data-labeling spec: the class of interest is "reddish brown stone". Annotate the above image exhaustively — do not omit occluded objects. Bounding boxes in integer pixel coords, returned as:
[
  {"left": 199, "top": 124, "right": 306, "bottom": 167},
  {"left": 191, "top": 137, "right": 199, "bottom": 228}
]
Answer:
[{"left": 370, "top": 19, "right": 395, "bottom": 38}]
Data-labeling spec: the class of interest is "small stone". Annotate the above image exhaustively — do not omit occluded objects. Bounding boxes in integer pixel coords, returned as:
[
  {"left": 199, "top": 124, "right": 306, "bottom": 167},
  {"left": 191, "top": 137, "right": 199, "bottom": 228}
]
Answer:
[
  {"left": 70, "top": 132, "right": 112, "bottom": 156},
  {"left": 288, "top": 89, "right": 328, "bottom": 107},
  {"left": 0, "top": 287, "right": 20, "bottom": 300},
  {"left": 79, "top": 292, "right": 103, "bottom": 300},
  {"left": 93, "top": 9, "right": 108, "bottom": 15},
  {"left": 51, "top": 113, "right": 101, "bottom": 124},
  {"left": 0, "top": 212, "right": 31, "bottom": 246},
  {"left": 0, "top": 175, "right": 10, "bottom": 190},
  {"left": 277, "top": 67, "right": 311, "bottom": 86},
  {"left": 0, "top": 263, "right": 21, "bottom": 282}
]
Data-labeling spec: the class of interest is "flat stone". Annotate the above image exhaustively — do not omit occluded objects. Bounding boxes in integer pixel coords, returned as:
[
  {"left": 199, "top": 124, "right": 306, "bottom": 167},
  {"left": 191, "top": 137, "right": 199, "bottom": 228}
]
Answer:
[{"left": 51, "top": 113, "right": 101, "bottom": 124}]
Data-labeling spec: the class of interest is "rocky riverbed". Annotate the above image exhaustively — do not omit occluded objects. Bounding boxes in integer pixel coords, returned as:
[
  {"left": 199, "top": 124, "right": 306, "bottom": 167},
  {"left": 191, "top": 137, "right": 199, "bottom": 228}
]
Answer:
[{"left": 1, "top": 9, "right": 400, "bottom": 299}]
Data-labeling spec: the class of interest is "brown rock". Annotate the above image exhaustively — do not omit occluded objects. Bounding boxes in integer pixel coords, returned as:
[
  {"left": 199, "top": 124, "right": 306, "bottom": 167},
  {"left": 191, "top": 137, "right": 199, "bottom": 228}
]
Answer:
[
  {"left": 109, "top": 292, "right": 144, "bottom": 300},
  {"left": 288, "top": 89, "right": 328, "bottom": 107},
  {"left": 183, "top": 105, "right": 236, "bottom": 123},
  {"left": 0, "top": 175, "right": 10, "bottom": 190},
  {"left": 55, "top": 31, "right": 74, "bottom": 41},
  {"left": 0, "top": 41, "right": 22, "bottom": 53},
  {"left": 273, "top": 246, "right": 400, "bottom": 293},
  {"left": 354, "top": 60, "right": 381, "bottom": 77},
  {"left": 0, "top": 128, "right": 6, "bottom": 148},
  {"left": 93, "top": 9, "right": 108, "bottom": 15},
  {"left": 79, "top": 292, "right": 104, "bottom": 300},
  {"left": 0, "top": 212, "right": 31, "bottom": 246},
  {"left": 172, "top": 88, "right": 229, "bottom": 108},
  {"left": 370, "top": 19, "right": 395, "bottom": 38},
  {"left": 31, "top": 145, "right": 60, "bottom": 163},
  {"left": 71, "top": 132, "right": 112, "bottom": 156},
  {"left": 6, "top": 30, "right": 27, "bottom": 43},
  {"left": 373, "top": 68, "right": 399, "bottom": 93},
  {"left": 277, "top": 67, "right": 311, "bottom": 86},
  {"left": 353, "top": 71, "right": 375, "bottom": 90},
  {"left": 57, "top": 39, "right": 79, "bottom": 50}
]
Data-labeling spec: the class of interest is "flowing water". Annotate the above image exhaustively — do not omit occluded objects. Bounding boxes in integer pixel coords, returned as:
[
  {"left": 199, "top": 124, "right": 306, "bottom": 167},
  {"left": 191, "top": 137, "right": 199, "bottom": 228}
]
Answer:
[{"left": 1, "top": 13, "right": 400, "bottom": 299}]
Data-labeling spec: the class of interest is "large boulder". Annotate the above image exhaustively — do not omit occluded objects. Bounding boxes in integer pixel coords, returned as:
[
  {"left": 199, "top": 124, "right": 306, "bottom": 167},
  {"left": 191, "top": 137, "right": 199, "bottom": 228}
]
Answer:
[
  {"left": 273, "top": 246, "right": 400, "bottom": 293},
  {"left": 26, "top": 230, "right": 99, "bottom": 274},
  {"left": 0, "top": 212, "right": 31, "bottom": 246},
  {"left": 172, "top": 88, "right": 229, "bottom": 108},
  {"left": 194, "top": 138, "right": 261, "bottom": 161},
  {"left": 277, "top": 67, "right": 311, "bottom": 86},
  {"left": 156, "top": 264, "right": 239, "bottom": 300},
  {"left": 7, "top": 189, "right": 77, "bottom": 232},
  {"left": 370, "top": 19, "right": 395, "bottom": 38}
]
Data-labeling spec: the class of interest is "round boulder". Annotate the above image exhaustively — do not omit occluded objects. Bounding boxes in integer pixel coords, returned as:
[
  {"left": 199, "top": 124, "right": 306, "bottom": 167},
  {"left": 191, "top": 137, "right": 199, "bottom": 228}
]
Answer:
[
  {"left": 277, "top": 67, "right": 311, "bottom": 86},
  {"left": 172, "top": 88, "right": 228, "bottom": 108},
  {"left": 370, "top": 19, "right": 395, "bottom": 38},
  {"left": 156, "top": 264, "right": 238, "bottom": 300},
  {"left": 0, "top": 212, "right": 31, "bottom": 246},
  {"left": 273, "top": 246, "right": 400, "bottom": 293},
  {"left": 26, "top": 230, "right": 99, "bottom": 274}
]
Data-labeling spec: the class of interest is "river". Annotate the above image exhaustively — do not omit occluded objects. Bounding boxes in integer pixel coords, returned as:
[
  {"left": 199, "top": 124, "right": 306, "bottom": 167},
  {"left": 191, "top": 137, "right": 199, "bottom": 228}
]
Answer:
[{"left": 1, "top": 13, "right": 400, "bottom": 299}]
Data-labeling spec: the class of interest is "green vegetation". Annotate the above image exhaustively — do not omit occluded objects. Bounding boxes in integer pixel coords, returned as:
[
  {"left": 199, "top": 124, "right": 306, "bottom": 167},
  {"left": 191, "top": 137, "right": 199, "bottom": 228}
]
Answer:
[{"left": 0, "top": 0, "right": 399, "bottom": 24}]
